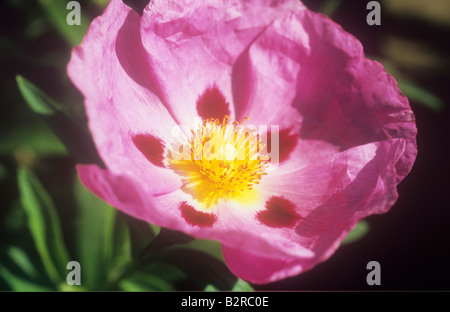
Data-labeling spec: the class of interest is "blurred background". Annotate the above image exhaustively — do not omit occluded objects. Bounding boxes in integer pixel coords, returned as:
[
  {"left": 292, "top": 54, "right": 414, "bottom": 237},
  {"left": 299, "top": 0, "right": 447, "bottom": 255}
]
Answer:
[{"left": 0, "top": 0, "right": 449, "bottom": 291}]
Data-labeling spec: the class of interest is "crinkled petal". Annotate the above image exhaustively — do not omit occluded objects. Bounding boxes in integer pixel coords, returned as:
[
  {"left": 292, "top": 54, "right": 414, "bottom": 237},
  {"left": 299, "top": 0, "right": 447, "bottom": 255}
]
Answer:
[
  {"left": 68, "top": 0, "right": 182, "bottom": 195},
  {"left": 223, "top": 139, "right": 408, "bottom": 283},
  {"left": 140, "top": 0, "right": 305, "bottom": 126},
  {"left": 289, "top": 10, "right": 417, "bottom": 173}
]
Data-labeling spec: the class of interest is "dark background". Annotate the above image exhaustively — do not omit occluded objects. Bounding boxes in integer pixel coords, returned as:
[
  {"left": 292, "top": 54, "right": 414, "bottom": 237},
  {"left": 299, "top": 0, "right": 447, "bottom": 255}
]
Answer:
[{"left": 1, "top": 0, "right": 449, "bottom": 291}]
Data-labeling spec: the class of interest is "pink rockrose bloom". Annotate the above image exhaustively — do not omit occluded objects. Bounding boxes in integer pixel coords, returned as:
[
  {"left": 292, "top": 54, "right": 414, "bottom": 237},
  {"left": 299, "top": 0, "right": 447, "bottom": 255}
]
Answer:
[{"left": 68, "top": 0, "right": 417, "bottom": 283}]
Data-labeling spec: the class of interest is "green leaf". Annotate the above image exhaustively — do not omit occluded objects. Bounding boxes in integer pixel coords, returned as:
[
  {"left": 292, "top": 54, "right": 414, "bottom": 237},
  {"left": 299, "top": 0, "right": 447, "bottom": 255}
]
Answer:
[
  {"left": 16, "top": 75, "right": 62, "bottom": 116},
  {"left": 204, "top": 284, "right": 219, "bottom": 292},
  {"left": 155, "top": 248, "right": 238, "bottom": 291},
  {"left": 17, "top": 168, "right": 70, "bottom": 285},
  {"left": 6, "top": 247, "right": 40, "bottom": 280},
  {"left": 37, "top": 0, "right": 89, "bottom": 46},
  {"left": 103, "top": 215, "right": 132, "bottom": 290},
  {"left": 205, "top": 278, "right": 252, "bottom": 292},
  {"left": 183, "top": 239, "right": 224, "bottom": 262},
  {"left": 0, "top": 121, "right": 67, "bottom": 156},
  {"left": 16, "top": 75, "right": 104, "bottom": 165},
  {"left": 138, "top": 228, "right": 194, "bottom": 259},
  {"left": 119, "top": 272, "right": 175, "bottom": 291},
  {"left": 0, "top": 264, "right": 53, "bottom": 292},
  {"left": 123, "top": 215, "right": 157, "bottom": 260},
  {"left": 375, "top": 58, "right": 445, "bottom": 112},
  {"left": 231, "top": 279, "right": 254, "bottom": 292},
  {"left": 397, "top": 80, "right": 444, "bottom": 112},
  {"left": 143, "top": 262, "right": 187, "bottom": 287},
  {"left": 75, "top": 176, "right": 117, "bottom": 290},
  {"left": 342, "top": 221, "right": 369, "bottom": 245},
  {"left": 16, "top": 75, "right": 87, "bottom": 122}
]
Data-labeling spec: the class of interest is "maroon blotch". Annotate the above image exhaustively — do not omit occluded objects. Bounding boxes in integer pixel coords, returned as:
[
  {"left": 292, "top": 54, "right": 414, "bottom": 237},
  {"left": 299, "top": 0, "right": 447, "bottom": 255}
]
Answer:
[
  {"left": 257, "top": 196, "right": 302, "bottom": 228},
  {"left": 180, "top": 201, "right": 217, "bottom": 227},
  {"left": 265, "top": 128, "right": 298, "bottom": 163},
  {"left": 196, "top": 85, "right": 231, "bottom": 120},
  {"left": 132, "top": 134, "right": 165, "bottom": 168}
]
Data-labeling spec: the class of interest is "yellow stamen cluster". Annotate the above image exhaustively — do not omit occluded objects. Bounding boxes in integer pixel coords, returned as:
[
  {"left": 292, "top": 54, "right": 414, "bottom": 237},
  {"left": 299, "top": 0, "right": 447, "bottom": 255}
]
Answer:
[{"left": 166, "top": 116, "right": 268, "bottom": 208}]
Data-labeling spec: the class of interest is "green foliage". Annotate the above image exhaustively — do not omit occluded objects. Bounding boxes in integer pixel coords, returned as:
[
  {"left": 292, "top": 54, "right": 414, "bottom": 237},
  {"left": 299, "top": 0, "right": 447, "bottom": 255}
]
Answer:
[
  {"left": 397, "top": 80, "right": 444, "bottom": 112},
  {"left": 377, "top": 59, "right": 445, "bottom": 112},
  {"left": 231, "top": 279, "right": 254, "bottom": 291},
  {"left": 183, "top": 239, "right": 224, "bottom": 262},
  {"left": 0, "top": 121, "right": 67, "bottom": 156},
  {"left": 37, "top": 0, "right": 89, "bottom": 46},
  {"left": 6, "top": 247, "right": 40, "bottom": 280},
  {"left": 120, "top": 272, "right": 176, "bottom": 292},
  {"left": 206, "top": 279, "right": 254, "bottom": 292},
  {"left": 74, "top": 176, "right": 117, "bottom": 290},
  {"left": 17, "top": 168, "right": 70, "bottom": 285},
  {"left": 153, "top": 247, "right": 238, "bottom": 291},
  {"left": 342, "top": 221, "right": 370, "bottom": 245},
  {"left": 16, "top": 75, "right": 62, "bottom": 116},
  {"left": 0, "top": 264, "right": 53, "bottom": 292}
]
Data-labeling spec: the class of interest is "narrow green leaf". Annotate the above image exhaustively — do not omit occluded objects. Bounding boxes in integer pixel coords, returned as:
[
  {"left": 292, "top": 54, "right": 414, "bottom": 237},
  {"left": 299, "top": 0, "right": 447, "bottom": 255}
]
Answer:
[
  {"left": 6, "top": 247, "right": 40, "bottom": 280},
  {"left": 144, "top": 262, "right": 187, "bottom": 286},
  {"left": 16, "top": 75, "right": 62, "bottom": 116},
  {"left": 397, "top": 80, "right": 444, "bottom": 112},
  {"left": 155, "top": 248, "right": 238, "bottom": 291},
  {"left": 17, "top": 168, "right": 70, "bottom": 285},
  {"left": 0, "top": 121, "right": 67, "bottom": 156},
  {"left": 123, "top": 215, "right": 156, "bottom": 260},
  {"left": 204, "top": 284, "right": 219, "bottom": 292},
  {"left": 103, "top": 215, "right": 132, "bottom": 290},
  {"left": 14, "top": 76, "right": 104, "bottom": 165},
  {"left": 37, "top": 0, "right": 89, "bottom": 46},
  {"left": 75, "top": 176, "right": 116, "bottom": 290},
  {"left": 0, "top": 264, "right": 53, "bottom": 292},
  {"left": 375, "top": 58, "right": 445, "bottom": 112},
  {"left": 231, "top": 279, "right": 254, "bottom": 292},
  {"left": 138, "top": 228, "right": 193, "bottom": 259},
  {"left": 342, "top": 221, "right": 369, "bottom": 245},
  {"left": 119, "top": 272, "right": 175, "bottom": 291},
  {"left": 15, "top": 76, "right": 103, "bottom": 165},
  {"left": 183, "top": 239, "right": 224, "bottom": 262}
]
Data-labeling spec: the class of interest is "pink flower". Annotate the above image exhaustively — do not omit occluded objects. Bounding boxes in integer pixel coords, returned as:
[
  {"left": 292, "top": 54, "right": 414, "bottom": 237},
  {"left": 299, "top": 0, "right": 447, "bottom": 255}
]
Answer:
[{"left": 68, "top": 0, "right": 417, "bottom": 284}]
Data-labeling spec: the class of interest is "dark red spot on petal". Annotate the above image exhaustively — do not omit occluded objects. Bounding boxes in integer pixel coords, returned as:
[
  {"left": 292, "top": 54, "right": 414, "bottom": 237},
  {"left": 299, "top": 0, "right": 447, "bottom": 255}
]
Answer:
[
  {"left": 132, "top": 134, "right": 165, "bottom": 168},
  {"left": 196, "top": 85, "right": 230, "bottom": 120},
  {"left": 180, "top": 201, "right": 217, "bottom": 227},
  {"left": 257, "top": 196, "right": 301, "bottom": 228},
  {"left": 265, "top": 129, "right": 298, "bottom": 163}
]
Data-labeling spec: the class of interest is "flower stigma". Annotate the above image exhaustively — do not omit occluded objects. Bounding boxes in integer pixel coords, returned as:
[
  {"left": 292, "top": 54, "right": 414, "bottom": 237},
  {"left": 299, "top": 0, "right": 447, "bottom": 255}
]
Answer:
[{"left": 166, "top": 116, "right": 269, "bottom": 208}]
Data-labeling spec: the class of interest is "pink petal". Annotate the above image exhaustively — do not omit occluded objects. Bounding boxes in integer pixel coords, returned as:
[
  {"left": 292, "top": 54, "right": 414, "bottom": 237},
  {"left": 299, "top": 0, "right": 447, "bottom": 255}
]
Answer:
[
  {"left": 68, "top": 0, "right": 182, "bottom": 195},
  {"left": 139, "top": 0, "right": 306, "bottom": 126},
  {"left": 222, "top": 245, "right": 303, "bottom": 284},
  {"left": 77, "top": 164, "right": 154, "bottom": 223},
  {"left": 232, "top": 10, "right": 306, "bottom": 129},
  {"left": 290, "top": 10, "right": 417, "bottom": 171},
  {"left": 224, "top": 139, "right": 408, "bottom": 283}
]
